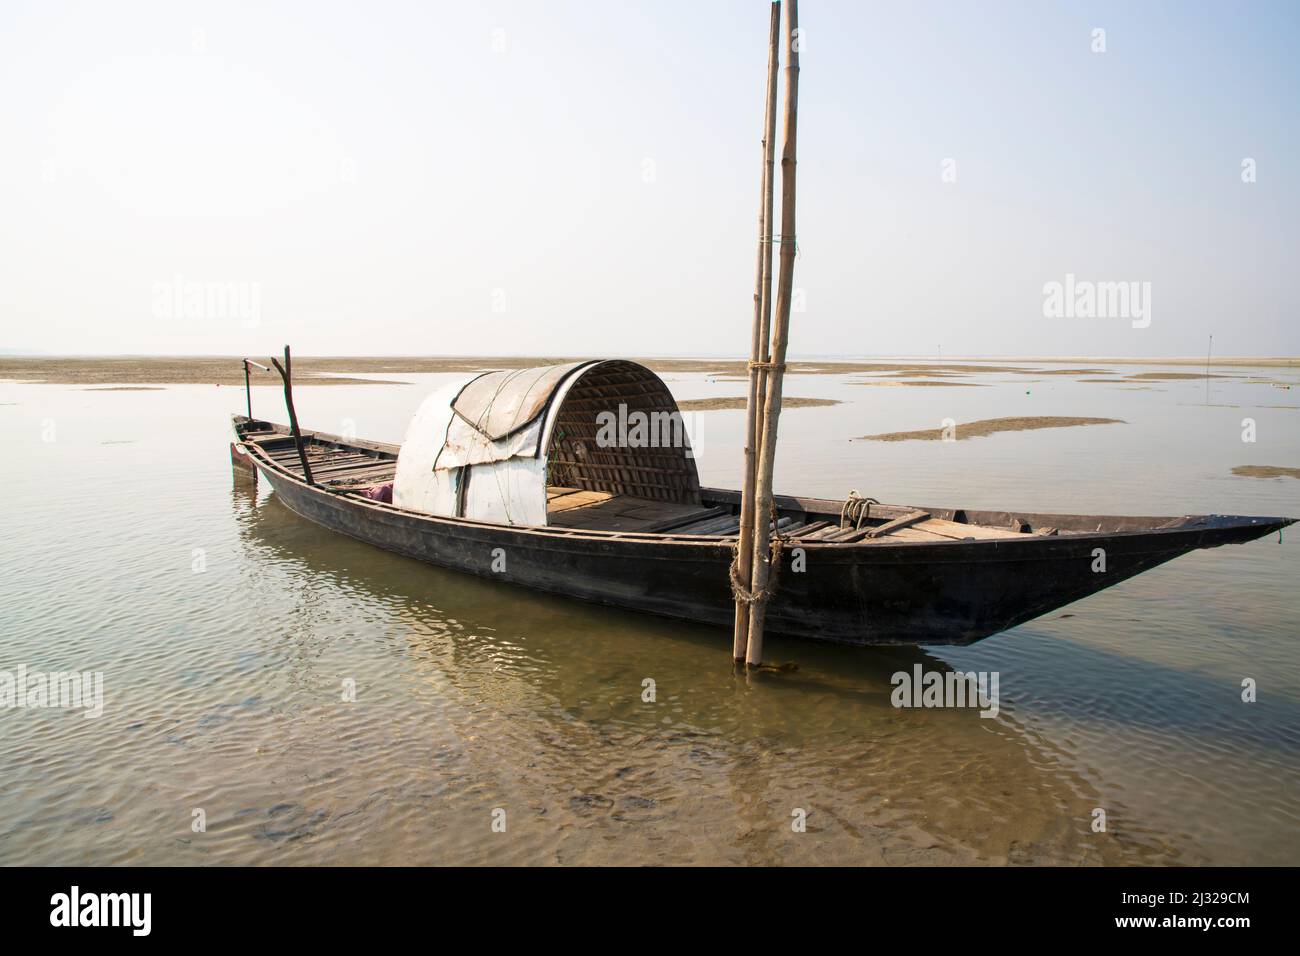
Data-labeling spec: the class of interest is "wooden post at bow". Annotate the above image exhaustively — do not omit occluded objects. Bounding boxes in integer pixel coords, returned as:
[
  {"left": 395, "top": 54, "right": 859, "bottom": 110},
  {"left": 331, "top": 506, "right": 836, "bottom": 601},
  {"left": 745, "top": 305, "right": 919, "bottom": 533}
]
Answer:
[
  {"left": 243, "top": 358, "right": 269, "bottom": 419},
  {"left": 270, "top": 345, "right": 313, "bottom": 485}
]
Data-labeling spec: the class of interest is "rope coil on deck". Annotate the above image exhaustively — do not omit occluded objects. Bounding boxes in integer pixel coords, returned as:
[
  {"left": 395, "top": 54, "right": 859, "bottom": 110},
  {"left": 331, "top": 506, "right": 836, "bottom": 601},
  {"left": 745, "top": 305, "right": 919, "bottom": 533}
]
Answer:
[{"left": 840, "top": 490, "right": 879, "bottom": 530}]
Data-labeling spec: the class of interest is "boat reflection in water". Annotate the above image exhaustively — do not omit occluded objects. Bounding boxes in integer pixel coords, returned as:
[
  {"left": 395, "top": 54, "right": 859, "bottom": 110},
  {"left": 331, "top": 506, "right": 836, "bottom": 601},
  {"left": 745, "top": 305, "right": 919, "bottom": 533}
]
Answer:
[{"left": 230, "top": 483, "right": 1191, "bottom": 865}]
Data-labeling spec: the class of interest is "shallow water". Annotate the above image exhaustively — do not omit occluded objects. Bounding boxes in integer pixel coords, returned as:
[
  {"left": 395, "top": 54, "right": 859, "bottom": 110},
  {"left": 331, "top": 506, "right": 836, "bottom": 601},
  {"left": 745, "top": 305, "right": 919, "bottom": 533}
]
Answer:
[{"left": 1, "top": 362, "right": 1297, "bottom": 865}]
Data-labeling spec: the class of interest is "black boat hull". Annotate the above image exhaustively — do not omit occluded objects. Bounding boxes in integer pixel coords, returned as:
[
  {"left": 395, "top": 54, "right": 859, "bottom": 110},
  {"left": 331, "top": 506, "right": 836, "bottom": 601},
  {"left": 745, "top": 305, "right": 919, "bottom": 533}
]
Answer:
[{"left": 250, "top": 457, "right": 1289, "bottom": 647}]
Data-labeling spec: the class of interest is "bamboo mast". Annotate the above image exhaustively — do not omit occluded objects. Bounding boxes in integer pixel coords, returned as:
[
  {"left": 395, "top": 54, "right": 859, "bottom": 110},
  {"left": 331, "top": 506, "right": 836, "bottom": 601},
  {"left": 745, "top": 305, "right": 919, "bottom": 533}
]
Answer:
[
  {"left": 745, "top": 0, "right": 800, "bottom": 667},
  {"left": 733, "top": 1, "right": 782, "bottom": 663},
  {"left": 271, "top": 345, "right": 314, "bottom": 485}
]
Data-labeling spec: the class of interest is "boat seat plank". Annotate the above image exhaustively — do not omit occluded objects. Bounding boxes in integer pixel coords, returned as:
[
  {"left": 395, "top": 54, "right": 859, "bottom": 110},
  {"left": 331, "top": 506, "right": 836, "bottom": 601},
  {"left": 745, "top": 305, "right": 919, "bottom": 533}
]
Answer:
[
  {"left": 305, "top": 458, "right": 386, "bottom": 474},
  {"left": 269, "top": 452, "right": 372, "bottom": 467},
  {"left": 246, "top": 434, "right": 298, "bottom": 447},
  {"left": 290, "top": 462, "right": 391, "bottom": 480}
]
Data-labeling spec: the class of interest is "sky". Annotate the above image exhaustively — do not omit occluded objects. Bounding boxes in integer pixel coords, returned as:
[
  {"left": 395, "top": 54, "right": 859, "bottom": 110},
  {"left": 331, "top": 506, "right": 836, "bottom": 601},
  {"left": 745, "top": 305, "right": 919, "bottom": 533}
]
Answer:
[{"left": 1, "top": 0, "right": 1297, "bottom": 358}]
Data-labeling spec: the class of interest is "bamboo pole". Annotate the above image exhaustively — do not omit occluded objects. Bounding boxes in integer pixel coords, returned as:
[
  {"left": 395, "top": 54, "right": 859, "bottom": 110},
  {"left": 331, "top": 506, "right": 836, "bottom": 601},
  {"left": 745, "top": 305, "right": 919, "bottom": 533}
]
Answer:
[
  {"left": 270, "top": 345, "right": 314, "bottom": 484},
  {"left": 745, "top": 0, "right": 800, "bottom": 668},
  {"left": 242, "top": 359, "right": 269, "bottom": 419},
  {"left": 733, "top": 1, "right": 782, "bottom": 663}
]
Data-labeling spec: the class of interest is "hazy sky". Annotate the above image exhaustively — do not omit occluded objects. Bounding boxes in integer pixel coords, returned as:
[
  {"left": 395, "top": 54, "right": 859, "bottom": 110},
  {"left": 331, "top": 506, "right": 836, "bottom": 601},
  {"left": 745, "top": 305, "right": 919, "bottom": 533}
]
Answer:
[{"left": 1, "top": 0, "right": 1297, "bottom": 357}]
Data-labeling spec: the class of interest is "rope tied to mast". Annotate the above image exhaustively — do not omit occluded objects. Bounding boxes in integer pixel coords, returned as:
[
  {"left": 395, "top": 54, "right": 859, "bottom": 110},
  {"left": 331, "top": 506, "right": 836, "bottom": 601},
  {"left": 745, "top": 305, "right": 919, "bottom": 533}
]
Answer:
[
  {"left": 728, "top": 501, "right": 787, "bottom": 607},
  {"left": 760, "top": 233, "right": 799, "bottom": 254}
]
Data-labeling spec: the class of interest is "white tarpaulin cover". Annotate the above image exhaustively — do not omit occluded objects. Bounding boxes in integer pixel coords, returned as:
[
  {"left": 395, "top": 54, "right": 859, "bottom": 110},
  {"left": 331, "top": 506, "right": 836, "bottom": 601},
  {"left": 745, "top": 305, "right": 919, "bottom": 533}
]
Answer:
[
  {"left": 392, "top": 378, "right": 475, "bottom": 521},
  {"left": 393, "top": 363, "right": 596, "bottom": 526}
]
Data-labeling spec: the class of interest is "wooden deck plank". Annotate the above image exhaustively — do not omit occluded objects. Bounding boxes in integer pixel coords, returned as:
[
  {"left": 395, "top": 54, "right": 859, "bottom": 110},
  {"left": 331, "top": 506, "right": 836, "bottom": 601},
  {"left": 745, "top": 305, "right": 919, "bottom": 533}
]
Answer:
[
  {"left": 787, "top": 520, "right": 833, "bottom": 539},
  {"left": 547, "top": 490, "right": 616, "bottom": 513},
  {"left": 547, "top": 491, "right": 711, "bottom": 532},
  {"left": 864, "top": 510, "right": 932, "bottom": 539},
  {"left": 914, "top": 518, "right": 1024, "bottom": 540},
  {"left": 637, "top": 506, "right": 730, "bottom": 533},
  {"left": 320, "top": 466, "right": 397, "bottom": 483},
  {"left": 299, "top": 457, "right": 383, "bottom": 472},
  {"left": 874, "top": 526, "right": 952, "bottom": 542},
  {"left": 296, "top": 463, "right": 390, "bottom": 480}
]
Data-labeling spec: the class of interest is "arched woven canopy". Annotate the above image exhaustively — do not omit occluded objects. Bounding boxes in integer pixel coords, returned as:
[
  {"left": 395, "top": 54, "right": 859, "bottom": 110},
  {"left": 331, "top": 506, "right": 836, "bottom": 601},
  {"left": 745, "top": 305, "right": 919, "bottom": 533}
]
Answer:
[{"left": 393, "top": 360, "right": 700, "bottom": 526}]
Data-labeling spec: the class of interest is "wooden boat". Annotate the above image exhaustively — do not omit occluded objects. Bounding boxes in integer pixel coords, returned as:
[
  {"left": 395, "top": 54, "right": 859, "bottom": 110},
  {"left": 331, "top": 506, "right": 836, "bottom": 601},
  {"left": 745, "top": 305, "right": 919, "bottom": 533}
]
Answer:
[{"left": 231, "top": 359, "right": 1293, "bottom": 647}]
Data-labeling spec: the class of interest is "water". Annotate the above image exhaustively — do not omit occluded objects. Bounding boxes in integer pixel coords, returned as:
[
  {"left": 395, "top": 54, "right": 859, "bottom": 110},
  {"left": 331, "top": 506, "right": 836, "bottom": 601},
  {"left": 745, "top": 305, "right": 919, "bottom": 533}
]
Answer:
[{"left": 1, "top": 363, "right": 1297, "bottom": 865}]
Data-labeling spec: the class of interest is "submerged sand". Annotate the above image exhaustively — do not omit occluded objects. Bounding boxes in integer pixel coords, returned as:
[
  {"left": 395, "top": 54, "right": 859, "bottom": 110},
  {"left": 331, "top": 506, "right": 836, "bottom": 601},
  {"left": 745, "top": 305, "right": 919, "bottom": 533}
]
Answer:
[
  {"left": 1124, "top": 371, "right": 1232, "bottom": 381},
  {"left": 852, "top": 380, "right": 989, "bottom": 388},
  {"left": 0, "top": 356, "right": 425, "bottom": 387},
  {"left": 859, "top": 416, "right": 1126, "bottom": 442},
  {"left": 2, "top": 354, "right": 1295, "bottom": 387},
  {"left": 1232, "top": 465, "right": 1300, "bottom": 479},
  {"left": 676, "top": 396, "right": 840, "bottom": 411},
  {"left": 1, "top": 355, "right": 1009, "bottom": 385}
]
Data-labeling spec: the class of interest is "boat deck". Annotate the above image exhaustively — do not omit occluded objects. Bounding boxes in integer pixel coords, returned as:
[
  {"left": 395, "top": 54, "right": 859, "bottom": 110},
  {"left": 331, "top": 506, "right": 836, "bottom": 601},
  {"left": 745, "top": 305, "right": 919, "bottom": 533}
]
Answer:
[
  {"left": 244, "top": 431, "right": 399, "bottom": 489},
  {"left": 546, "top": 488, "right": 710, "bottom": 532},
  {"left": 244, "top": 429, "right": 1036, "bottom": 542},
  {"left": 545, "top": 488, "right": 1031, "bottom": 541}
]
